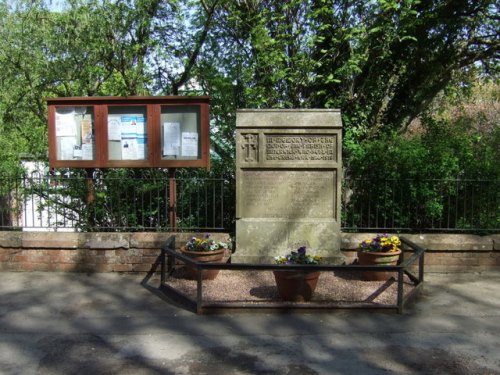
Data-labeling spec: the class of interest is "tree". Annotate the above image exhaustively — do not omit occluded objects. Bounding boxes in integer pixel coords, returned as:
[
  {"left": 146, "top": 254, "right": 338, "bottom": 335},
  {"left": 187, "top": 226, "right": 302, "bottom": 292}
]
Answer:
[
  {"left": 0, "top": 0, "right": 498, "bottom": 232},
  {"left": 2, "top": 0, "right": 497, "bottom": 173},
  {"left": 0, "top": 0, "right": 158, "bottom": 175},
  {"left": 316, "top": 0, "right": 500, "bottom": 137},
  {"left": 201, "top": 0, "right": 499, "bottom": 150}
]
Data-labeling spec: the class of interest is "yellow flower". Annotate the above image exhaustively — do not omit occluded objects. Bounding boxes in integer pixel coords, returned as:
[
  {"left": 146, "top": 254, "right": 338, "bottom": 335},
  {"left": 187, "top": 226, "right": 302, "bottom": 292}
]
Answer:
[{"left": 391, "top": 236, "right": 401, "bottom": 246}]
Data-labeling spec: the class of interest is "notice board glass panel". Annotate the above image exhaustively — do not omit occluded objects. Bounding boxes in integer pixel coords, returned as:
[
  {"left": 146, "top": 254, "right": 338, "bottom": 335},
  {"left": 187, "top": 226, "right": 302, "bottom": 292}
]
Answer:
[
  {"left": 161, "top": 106, "right": 200, "bottom": 160},
  {"left": 48, "top": 96, "right": 210, "bottom": 169},
  {"left": 55, "top": 106, "right": 95, "bottom": 160},
  {"left": 107, "top": 106, "right": 148, "bottom": 160}
]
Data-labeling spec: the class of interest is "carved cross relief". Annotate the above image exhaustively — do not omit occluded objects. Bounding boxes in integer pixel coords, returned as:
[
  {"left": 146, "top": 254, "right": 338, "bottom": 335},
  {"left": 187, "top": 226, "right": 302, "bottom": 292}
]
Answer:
[{"left": 241, "top": 133, "right": 258, "bottom": 162}]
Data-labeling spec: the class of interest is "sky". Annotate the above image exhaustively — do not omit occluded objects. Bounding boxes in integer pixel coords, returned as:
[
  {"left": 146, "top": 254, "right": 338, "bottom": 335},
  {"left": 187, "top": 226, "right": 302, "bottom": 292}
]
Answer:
[{"left": 45, "top": 0, "right": 67, "bottom": 12}]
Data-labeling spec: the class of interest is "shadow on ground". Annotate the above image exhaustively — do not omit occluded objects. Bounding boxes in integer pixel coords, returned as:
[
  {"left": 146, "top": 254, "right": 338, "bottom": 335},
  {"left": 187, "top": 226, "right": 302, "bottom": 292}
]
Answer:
[{"left": 0, "top": 270, "right": 499, "bottom": 374}]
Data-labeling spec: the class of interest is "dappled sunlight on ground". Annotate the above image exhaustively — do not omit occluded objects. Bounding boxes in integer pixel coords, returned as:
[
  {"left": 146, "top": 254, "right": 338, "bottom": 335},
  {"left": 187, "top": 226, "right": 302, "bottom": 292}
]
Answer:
[{"left": 0, "top": 271, "right": 499, "bottom": 374}]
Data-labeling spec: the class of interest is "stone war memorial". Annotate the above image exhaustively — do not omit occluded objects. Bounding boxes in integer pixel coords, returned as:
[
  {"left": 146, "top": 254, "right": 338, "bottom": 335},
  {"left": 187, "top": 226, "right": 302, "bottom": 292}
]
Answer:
[{"left": 235, "top": 109, "right": 344, "bottom": 264}]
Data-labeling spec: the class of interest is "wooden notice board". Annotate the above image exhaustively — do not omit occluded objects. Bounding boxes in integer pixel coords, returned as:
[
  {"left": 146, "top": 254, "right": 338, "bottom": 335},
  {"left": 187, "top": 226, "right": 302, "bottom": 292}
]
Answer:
[{"left": 47, "top": 96, "right": 211, "bottom": 169}]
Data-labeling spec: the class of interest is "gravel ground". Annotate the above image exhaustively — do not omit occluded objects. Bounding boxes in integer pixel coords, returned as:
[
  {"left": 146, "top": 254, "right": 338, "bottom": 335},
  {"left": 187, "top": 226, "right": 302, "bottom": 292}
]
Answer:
[{"left": 165, "top": 268, "right": 416, "bottom": 306}]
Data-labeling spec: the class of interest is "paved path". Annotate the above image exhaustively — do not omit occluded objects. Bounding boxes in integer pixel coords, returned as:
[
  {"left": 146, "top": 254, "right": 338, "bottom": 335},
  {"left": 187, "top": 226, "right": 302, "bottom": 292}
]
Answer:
[{"left": 0, "top": 271, "right": 499, "bottom": 374}]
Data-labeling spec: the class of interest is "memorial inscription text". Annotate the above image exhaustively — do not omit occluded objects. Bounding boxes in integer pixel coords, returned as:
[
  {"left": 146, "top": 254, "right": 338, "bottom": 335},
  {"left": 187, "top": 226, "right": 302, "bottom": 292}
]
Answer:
[
  {"left": 241, "top": 170, "right": 335, "bottom": 219},
  {"left": 266, "top": 135, "right": 336, "bottom": 161}
]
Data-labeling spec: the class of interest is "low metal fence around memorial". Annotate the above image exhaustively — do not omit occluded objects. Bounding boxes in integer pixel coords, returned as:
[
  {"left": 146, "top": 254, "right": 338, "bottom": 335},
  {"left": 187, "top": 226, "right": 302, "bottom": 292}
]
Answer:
[
  {"left": 0, "top": 172, "right": 498, "bottom": 233},
  {"left": 155, "top": 236, "right": 425, "bottom": 314}
]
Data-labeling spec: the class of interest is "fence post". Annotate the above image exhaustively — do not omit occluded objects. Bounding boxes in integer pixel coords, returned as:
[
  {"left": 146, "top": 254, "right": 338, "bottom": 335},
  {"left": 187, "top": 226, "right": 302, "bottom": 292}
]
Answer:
[
  {"left": 169, "top": 168, "right": 177, "bottom": 231},
  {"left": 85, "top": 168, "right": 95, "bottom": 205},
  {"left": 397, "top": 268, "right": 404, "bottom": 314}
]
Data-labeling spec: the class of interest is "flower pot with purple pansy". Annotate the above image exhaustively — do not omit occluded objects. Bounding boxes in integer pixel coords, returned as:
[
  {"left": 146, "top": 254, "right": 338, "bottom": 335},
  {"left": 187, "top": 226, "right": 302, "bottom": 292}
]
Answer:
[
  {"left": 180, "top": 234, "right": 228, "bottom": 280},
  {"left": 357, "top": 234, "right": 402, "bottom": 281},
  {"left": 273, "top": 246, "right": 322, "bottom": 302}
]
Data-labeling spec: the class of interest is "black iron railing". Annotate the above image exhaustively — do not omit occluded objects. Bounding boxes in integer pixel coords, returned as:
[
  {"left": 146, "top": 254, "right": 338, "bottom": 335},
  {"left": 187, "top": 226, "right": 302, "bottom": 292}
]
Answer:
[
  {"left": 0, "top": 172, "right": 498, "bottom": 233},
  {"left": 342, "top": 178, "right": 499, "bottom": 233},
  {"left": 0, "top": 171, "right": 232, "bottom": 232}
]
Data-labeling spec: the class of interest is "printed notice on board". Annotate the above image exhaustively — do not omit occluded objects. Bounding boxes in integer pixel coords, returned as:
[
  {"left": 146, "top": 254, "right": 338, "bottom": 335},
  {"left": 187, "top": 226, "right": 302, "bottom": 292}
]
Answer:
[
  {"left": 182, "top": 132, "right": 198, "bottom": 157},
  {"left": 60, "top": 137, "right": 78, "bottom": 159},
  {"left": 136, "top": 116, "right": 146, "bottom": 136},
  {"left": 82, "top": 144, "right": 94, "bottom": 160},
  {"left": 163, "top": 122, "right": 181, "bottom": 156},
  {"left": 121, "top": 138, "right": 138, "bottom": 160},
  {"left": 81, "top": 115, "right": 92, "bottom": 144},
  {"left": 121, "top": 116, "right": 136, "bottom": 138},
  {"left": 56, "top": 112, "right": 77, "bottom": 137},
  {"left": 135, "top": 116, "right": 147, "bottom": 159},
  {"left": 108, "top": 115, "right": 122, "bottom": 141}
]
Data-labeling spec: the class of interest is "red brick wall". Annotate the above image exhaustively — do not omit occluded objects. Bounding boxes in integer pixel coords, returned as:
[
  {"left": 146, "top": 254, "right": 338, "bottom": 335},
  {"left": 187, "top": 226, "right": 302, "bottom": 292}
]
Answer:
[
  {"left": 341, "top": 233, "right": 500, "bottom": 273},
  {"left": 0, "top": 232, "right": 231, "bottom": 273},
  {"left": 1, "top": 232, "right": 498, "bottom": 273}
]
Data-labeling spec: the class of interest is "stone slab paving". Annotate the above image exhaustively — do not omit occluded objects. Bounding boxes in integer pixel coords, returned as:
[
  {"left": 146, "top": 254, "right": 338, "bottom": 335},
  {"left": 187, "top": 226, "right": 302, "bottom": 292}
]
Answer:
[{"left": 0, "top": 271, "right": 499, "bottom": 374}]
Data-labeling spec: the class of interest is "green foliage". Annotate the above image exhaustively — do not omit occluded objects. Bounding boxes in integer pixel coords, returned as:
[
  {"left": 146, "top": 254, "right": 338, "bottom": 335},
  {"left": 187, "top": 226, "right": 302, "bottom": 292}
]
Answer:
[
  {"left": 0, "top": 0, "right": 498, "bottom": 231},
  {"left": 201, "top": 0, "right": 498, "bottom": 171},
  {"left": 0, "top": 0, "right": 163, "bottom": 176},
  {"left": 343, "top": 92, "right": 500, "bottom": 231},
  {"left": 1, "top": 0, "right": 497, "bottom": 174},
  {"left": 16, "top": 167, "right": 233, "bottom": 232}
]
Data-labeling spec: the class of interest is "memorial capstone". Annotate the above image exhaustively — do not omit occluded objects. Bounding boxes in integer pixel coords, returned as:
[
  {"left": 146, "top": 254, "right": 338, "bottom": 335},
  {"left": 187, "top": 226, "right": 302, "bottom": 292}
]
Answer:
[{"left": 235, "top": 109, "right": 344, "bottom": 263}]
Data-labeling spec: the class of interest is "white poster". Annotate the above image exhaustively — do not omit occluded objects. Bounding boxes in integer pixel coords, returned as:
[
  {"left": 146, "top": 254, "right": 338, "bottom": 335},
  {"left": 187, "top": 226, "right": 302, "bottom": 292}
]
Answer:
[
  {"left": 73, "top": 146, "right": 83, "bottom": 159},
  {"left": 82, "top": 143, "right": 94, "bottom": 160},
  {"left": 121, "top": 115, "right": 136, "bottom": 138},
  {"left": 136, "top": 135, "right": 147, "bottom": 159},
  {"left": 135, "top": 116, "right": 147, "bottom": 159},
  {"left": 121, "top": 138, "right": 138, "bottom": 160},
  {"left": 163, "top": 122, "right": 181, "bottom": 156},
  {"left": 60, "top": 137, "right": 77, "bottom": 160},
  {"left": 135, "top": 116, "right": 146, "bottom": 135},
  {"left": 182, "top": 132, "right": 198, "bottom": 157},
  {"left": 55, "top": 112, "right": 77, "bottom": 137},
  {"left": 108, "top": 115, "right": 122, "bottom": 141}
]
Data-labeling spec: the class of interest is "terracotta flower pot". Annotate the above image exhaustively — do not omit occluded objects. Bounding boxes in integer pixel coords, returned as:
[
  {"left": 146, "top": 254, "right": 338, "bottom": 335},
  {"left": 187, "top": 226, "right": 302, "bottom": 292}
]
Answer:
[
  {"left": 273, "top": 270, "right": 321, "bottom": 302},
  {"left": 357, "top": 249, "right": 402, "bottom": 281},
  {"left": 180, "top": 247, "right": 226, "bottom": 280}
]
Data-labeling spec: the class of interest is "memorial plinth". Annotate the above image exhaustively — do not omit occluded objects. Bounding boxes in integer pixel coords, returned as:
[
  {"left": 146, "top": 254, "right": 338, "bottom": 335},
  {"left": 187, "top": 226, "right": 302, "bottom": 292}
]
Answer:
[{"left": 235, "top": 109, "right": 344, "bottom": 263}]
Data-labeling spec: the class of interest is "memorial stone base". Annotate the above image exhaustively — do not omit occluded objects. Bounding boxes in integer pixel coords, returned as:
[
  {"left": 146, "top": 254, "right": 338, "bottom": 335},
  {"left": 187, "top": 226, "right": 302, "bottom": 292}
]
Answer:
[{"left": 234, "top": 219, "right": 343, "bottom": 264}]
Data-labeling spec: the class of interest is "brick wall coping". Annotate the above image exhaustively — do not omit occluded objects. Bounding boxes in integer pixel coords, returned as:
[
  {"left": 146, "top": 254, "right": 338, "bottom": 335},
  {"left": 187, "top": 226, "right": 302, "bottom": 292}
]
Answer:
[
  {"left": 1, "top": 231, "right": 498, "bottom": 252},
  {"left": 0, "top": 232, "right": 231, "bottom": 250},
  {"left": 343, "top": 233, "right": 499, "bottom": 251}
]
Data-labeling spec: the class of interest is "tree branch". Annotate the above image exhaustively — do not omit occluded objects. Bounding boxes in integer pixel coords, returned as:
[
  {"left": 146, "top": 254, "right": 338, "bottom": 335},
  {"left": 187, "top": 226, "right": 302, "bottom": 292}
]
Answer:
[{"left": 171, "top": 1, "right": 219, "bottom": 95}]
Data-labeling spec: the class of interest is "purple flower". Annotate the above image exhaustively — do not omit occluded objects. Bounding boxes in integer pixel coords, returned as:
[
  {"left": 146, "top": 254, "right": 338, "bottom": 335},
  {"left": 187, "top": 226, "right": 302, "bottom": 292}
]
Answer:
[{"left": 275, "top": 246, "right": 321, "bottom": 265}]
